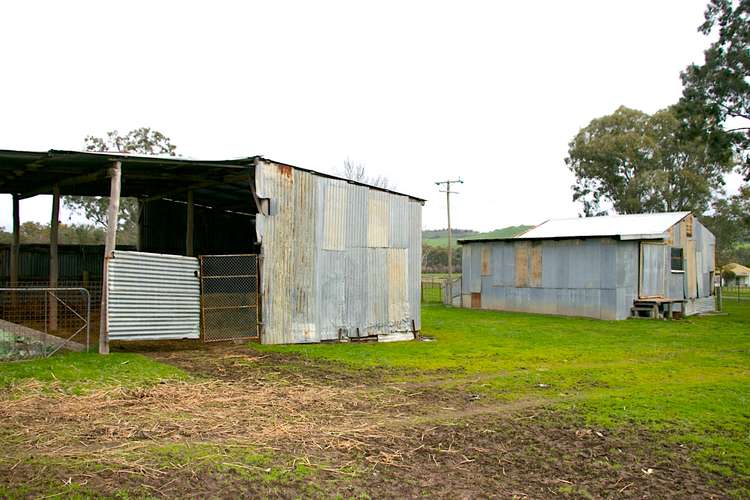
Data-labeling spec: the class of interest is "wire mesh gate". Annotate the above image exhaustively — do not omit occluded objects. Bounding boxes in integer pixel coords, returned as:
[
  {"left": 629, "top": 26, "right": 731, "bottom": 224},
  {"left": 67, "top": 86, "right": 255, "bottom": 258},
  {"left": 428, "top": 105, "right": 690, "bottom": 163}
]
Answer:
[{"left": 199, "top": 254, "right": 260, "bottom": 342}]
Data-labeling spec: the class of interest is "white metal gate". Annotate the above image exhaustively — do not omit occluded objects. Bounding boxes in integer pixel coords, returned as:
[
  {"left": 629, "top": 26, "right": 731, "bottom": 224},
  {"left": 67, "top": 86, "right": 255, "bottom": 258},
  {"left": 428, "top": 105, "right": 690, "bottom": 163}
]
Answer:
[{"left": 107, "top": 251, "right": 201, "bottom": 341}]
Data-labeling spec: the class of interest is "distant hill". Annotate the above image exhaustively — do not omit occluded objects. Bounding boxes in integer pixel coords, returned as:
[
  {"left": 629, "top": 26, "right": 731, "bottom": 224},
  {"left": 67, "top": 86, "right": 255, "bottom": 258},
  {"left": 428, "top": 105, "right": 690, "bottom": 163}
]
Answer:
[{"left": 423, "top": 225, "right": 533, "bottom": 247}]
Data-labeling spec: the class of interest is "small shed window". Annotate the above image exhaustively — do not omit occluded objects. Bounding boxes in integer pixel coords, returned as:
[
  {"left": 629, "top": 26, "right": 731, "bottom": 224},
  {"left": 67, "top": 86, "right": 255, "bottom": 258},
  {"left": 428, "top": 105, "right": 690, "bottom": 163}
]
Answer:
[
  {"left": 685, "top": 215, "right": 693, "bottom": 237},
  {"left": 671, "top": 247, "right": 684, "bottom": 271}
]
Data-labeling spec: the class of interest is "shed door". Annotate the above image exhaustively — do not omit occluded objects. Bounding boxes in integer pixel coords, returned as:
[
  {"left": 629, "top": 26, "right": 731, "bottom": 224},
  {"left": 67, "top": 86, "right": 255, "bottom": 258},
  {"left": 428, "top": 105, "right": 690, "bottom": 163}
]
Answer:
[{"left": 640, "top": 243, "right": 667, "bottom": 298}]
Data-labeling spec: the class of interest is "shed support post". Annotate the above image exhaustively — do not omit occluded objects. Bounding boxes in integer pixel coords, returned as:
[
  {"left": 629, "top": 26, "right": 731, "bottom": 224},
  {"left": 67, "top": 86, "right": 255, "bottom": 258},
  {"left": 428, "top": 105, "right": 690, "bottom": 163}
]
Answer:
[
  {"left": 10, "top": 194, "right": 20, "bottom": 288},
  {"left": 99, "top": 161, "right": 121, "bottom": 355},
  {"left": 186, "top": 190, "right": 194, "bottom": 257},
  {"left": 49, "top": 185, "right": 60, "bottom": 331}
]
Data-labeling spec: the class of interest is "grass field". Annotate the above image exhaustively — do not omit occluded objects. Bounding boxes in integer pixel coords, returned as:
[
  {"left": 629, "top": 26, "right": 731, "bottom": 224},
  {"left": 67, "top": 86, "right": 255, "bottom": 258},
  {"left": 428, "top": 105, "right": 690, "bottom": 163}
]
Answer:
[{"left": 0, "top": 302, "right": 748, "bottom": 497}]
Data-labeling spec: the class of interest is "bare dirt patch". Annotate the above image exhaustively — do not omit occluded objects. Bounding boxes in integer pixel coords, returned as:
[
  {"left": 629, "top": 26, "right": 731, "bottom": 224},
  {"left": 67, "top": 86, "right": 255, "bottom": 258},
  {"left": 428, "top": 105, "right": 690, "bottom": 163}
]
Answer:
[{"left": 0, "top": 346, "right": 741, "bottom": 498}]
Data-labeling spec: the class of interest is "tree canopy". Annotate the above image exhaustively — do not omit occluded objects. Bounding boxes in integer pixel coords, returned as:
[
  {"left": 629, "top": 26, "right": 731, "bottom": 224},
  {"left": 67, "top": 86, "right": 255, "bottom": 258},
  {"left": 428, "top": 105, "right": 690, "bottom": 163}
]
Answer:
[
  {"left": 679, "top": 0, "right": 750, "bottom": 180},
  {"left": 63, "top": 128, "right": 178, "bottom": 244},
  {"left": 566, "top": 106, "right": 733, "bottom": 216}
]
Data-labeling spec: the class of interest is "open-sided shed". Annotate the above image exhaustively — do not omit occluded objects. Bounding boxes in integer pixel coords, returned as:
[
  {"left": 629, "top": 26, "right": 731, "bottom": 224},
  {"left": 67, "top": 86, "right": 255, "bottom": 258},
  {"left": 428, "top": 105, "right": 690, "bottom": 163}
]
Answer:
[
  {"left": 0, "top": 149, "right": 423, "bottom": 351},
  {"left": 459, "top": 212, "right": 716, "bottom": 319}
]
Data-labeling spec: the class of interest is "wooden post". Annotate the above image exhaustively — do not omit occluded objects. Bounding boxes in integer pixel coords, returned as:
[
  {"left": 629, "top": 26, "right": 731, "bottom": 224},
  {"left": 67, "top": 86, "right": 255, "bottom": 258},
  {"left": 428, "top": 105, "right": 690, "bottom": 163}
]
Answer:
[
  {"left": 10, "top": 194, "right": 20, "bottom": 288},
  {"left": 186, "top": 190, "right": 194, "bottom": 257},
  {"left": 9, "top": 194, "right": 20, "bottom": 308},
  {"left": 99, "top": 161, "right": 121, "bottom": 355},
  {"left": 49, "top": 185, "right": 60, "bottom": 331}
]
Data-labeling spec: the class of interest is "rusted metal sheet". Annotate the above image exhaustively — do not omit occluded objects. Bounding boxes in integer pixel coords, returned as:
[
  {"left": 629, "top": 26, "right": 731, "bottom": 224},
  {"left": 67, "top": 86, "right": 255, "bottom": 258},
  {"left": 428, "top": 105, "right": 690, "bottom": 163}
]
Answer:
[
  {"left": 255, "top": 160, "right": 421, "bottom": 344},
  {"left": 481, "top": 246, "right": 491, "bottom": 276},
  {"left": 514, "top": 241, "right": 529, "bottom": 287},
  {"left": 471, "top": 292, "right": 481, "bottom": 308},
  {"left": 529, "top": 243, "right": 542, "bottom": 287}
]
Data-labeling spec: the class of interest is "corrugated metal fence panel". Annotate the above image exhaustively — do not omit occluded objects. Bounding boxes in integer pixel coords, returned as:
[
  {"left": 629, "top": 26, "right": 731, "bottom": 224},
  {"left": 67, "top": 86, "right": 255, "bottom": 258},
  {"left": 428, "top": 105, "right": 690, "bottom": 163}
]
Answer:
[{"left": 107, "top": 251, "right": 200, "bottom": 340}]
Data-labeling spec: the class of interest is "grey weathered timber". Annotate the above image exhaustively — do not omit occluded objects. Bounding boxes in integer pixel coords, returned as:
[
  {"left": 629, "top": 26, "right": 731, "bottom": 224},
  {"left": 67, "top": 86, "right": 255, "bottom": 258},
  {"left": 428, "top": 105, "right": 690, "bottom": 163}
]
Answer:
[{"left": 99, "top": 161, "right": 121, "bottom": 354}]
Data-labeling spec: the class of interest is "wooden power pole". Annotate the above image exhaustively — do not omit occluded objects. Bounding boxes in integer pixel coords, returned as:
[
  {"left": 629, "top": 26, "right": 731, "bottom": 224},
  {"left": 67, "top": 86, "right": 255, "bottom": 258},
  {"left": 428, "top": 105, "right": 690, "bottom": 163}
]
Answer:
[{"left": 435, "top": 178, "right": 463, "bottom": 295}]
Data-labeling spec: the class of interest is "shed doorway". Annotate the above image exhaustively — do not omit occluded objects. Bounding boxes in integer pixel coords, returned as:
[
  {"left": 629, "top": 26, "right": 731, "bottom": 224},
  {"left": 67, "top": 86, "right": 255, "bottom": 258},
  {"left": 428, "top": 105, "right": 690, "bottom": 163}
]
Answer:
[{"left": 199, "top": 254, "right": 260, "bottom": 342}]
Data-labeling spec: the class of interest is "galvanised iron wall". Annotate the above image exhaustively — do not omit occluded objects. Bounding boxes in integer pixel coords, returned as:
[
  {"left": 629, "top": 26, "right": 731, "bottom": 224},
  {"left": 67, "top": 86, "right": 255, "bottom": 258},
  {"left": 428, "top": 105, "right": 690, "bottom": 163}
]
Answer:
[
  {"left": 255, "top": 160, "right": 422, "bottom": 344},
  {"left": 461, "top": 238, "right": 639, "bottom": 320},
  {"left": 0, "top": 244, "right": 135, "bottom": 281},
  {"left": 461, "top": 217, "right": 717, "bottom": 319},
  {"left": 107, "top": 251, "right": 200, "bottom": 341}
]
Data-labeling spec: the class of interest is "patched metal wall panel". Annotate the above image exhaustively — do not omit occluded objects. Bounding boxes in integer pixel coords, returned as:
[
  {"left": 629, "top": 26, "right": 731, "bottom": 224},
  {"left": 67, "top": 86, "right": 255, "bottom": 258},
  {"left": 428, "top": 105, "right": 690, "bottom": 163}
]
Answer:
[
  {"left": 640, "top": 243, "right": 667, "bottom": 297},
  {"left": 669, "top": 272, "right": 685, "bottom": 301},
  {"left": 462, "top": 237, "right": 640, "bottom": 320},
  {"left": 322, "top": 181, "right": 348, "bottom": 251},
  {"left": 256, "top": 160, "right": 421, "bottom": 344},
  {"left": 107, "top": 251, "right": 200, "bottom": 341},
  {"left": 367, "top": 191, "right": 389, "bottom": 248}
]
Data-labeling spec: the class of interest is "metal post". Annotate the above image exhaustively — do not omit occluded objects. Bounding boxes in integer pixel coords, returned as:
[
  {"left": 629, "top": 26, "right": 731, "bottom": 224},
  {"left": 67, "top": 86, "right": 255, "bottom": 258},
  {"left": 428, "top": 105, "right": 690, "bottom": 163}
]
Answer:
[
  {"left": 49, "top": 185, "right": 60, "bottom": 331},
  {"left": 99, "top": 161, "right": 122, "bottom": 355}
]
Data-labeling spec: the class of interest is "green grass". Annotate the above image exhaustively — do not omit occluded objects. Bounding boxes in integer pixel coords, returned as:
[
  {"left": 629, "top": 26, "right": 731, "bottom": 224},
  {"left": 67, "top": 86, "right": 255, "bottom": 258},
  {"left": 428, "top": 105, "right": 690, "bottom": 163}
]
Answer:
[
  {"left": 0, "top": 352, "right": 188, "bottom": 393},
  {"left": 253, "top": 302, "right": 750, "bottom": 479}
]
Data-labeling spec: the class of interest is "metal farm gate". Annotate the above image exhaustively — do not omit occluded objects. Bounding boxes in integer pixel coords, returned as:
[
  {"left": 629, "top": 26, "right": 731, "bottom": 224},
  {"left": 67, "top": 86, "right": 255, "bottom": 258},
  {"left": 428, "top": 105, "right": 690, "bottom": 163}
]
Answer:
[{"left": 200, "top": 254, "right": 260, "bottom": 342}]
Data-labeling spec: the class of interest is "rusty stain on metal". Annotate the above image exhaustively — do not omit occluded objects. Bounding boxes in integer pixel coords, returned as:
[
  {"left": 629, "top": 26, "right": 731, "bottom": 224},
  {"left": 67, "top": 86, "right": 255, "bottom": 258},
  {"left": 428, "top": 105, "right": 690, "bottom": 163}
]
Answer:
[{"left": 277, "top": 163, "right": 293, "bottom": 179}]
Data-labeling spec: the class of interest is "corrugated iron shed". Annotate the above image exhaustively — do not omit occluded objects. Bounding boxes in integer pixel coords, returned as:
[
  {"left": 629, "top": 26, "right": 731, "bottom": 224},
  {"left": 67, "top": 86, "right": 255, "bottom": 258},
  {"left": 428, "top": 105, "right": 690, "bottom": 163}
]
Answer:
[{"left": 255, "top": 160, "right": 422, "bottom": 344}]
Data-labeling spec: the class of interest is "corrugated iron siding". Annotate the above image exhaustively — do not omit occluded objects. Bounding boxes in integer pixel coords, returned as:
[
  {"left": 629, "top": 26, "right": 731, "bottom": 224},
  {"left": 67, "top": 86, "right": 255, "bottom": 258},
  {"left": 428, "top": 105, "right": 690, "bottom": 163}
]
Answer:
[
  {"left": 255, "top": 161, "right": 422, "bottom": 344},
  {"left": 641, "top": 243, "right": 667, "bottom": 297},
  {"left": 107, "top": 251, "right": 200, "bottom": 341},
  {"left": 462, "top": 237, "right": 638, "bottom": 320}
]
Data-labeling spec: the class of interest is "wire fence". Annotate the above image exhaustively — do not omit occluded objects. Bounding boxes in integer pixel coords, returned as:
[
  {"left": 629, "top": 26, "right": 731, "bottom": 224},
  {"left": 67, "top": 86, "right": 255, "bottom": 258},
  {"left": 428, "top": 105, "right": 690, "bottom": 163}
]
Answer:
[
  {"left": 421, "top": 278, "right": 445, "bottom": 304},
  {"left": 0, "top": 288, "right": 91, "bottom": 360},
  {"left": 200, "top": 254, "right": 260, "bottom": 342}
]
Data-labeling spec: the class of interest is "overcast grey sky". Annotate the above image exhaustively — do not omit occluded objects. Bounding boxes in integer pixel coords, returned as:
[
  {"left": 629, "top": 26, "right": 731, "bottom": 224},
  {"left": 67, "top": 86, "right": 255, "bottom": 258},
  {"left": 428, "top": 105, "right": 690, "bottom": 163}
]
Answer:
[{"left": 0, "top": 0, "right": 729, "bottom": 233}]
